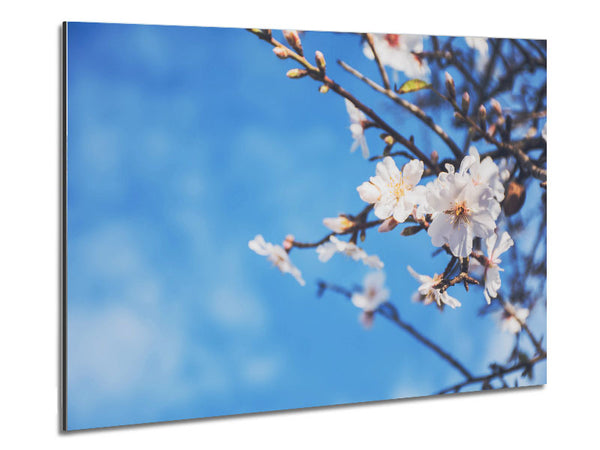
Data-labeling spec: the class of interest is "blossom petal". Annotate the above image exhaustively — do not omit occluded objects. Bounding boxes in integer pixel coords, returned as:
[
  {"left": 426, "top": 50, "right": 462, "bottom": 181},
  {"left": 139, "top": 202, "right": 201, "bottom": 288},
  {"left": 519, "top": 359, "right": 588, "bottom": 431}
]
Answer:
[
  {"left": 494, "top": 231, "right": 514, "bottom": 257},
  {"left": 380, "top": 157, "right": 401, "bottom": 183},
  {"left": 351, "top": 293, "right": 369, "bottom": 309},
  {"left": 402, "top": 159, "right": 424, "bottom": 186},
  {"left": 289, "top": 266, "right": 306, "bottom": 286},
  {"left": 359, "top": 136, "right": 370, "bottom": 159},
  {"left": 484, "top": 289, "right": 491, "bottom": 305},
  {"left": 392, "top": 198, "right": 413, "bottom": 223},
  {"left": 357, "top": 181, "right": 381, "bottom": 204},
  {"left": 316, "top": 242, "right": 337, "bottom": 262},
  {"left": 373, "top": 196, "right": 396, "bottom": 220},
  {"left": 427, "top": 214, "right": 453, "bottom": 248},
  {"left": 248, "top": 235, "right": 270, "bottom": 256},
  {"left": 471, "top": 209, "right": 496, "bottom": 240},
  {"left": 485, "top": 266, "right": 501, "bottom": 299},
  {"left": 441, "top": 292, "right": 461, "bottom": 309},
  {"left": 364, "top": 271, "right": 386, "bottom": 291},
  {"left": 363, "top": 254, "right": 384, "bottom": 269},
  {"left": 446, "top": 221, "right": 473, "bottom": 257},
  {"left": 407, "top": 265, "right": 432, "bottom": 285},
  {"left": 345, "top": 99, "right": 365, "bottom": 123},
  {"left": 459, "top": 154, "right": 476, "bottom": 175},
  {"left": 485, "top": 233, "right": 498, "bottom": 257}
]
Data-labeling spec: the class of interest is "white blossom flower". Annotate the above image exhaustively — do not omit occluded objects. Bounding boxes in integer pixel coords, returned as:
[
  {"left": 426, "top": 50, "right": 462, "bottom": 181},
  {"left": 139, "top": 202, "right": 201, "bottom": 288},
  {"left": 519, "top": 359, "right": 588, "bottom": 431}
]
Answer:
[
  {"left": 407, "top": 266, "right": 461, "bottom": 309},
  {"left": 363, "top": 34, "right": 430, "bottom": 79},
  {"left": 426, "top": 164, "right": 496, "bottom": 258},
  {"left": 352, "top": 271, "right": 390, "bottom": 313},
  {"left": 413, "top": 175, "right": 443, "bottom": 219},
  {"left": 345, "top": 99, "right": 369, "bottom": 158},
  {"left": 465, "top": 37, "right": 489, "bottom": 72},
  {"left": 352, "top": 271, "right": 390, "bottom": 328},
  {"left": 248, "top": 235, "right": 305, "bottom": 286},
  {"left": 462, "top": 146, "right": 505, "bottom": 219},
  {"left": 357, "top": 157, "right": 425, "bottom": 223},
  {"left": 496, "top": 158, "right": 513, "bottom": 183},
  {"left": 500, "top": 304, "right": 529, "bottom": 334},
  {"left": 542, "top": 122, "right": 547, "bottom": 141},
  {"left": 465, "top": 147, "right": 504, "bottom": 199},
  {"left": 316, "top": 236, "right": 383, "bottom": 269},
  {"left": 482, "top": 231, "right": 514, "bottom": 304},
  {"left": 322, "top": 215, "right": 355, "bottom": 233}
]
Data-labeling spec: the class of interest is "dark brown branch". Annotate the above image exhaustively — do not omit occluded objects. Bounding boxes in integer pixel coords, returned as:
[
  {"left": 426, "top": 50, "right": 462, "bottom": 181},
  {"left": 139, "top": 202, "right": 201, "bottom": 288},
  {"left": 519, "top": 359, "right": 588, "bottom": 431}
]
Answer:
[
  {"left": 525, "top": 39, "right": 547, "bottom": 64},
  {"left": 431, "top": 86, "right": 547, "bottom": 181},
  {"left": 497, "top": 293, "right": 546, "bottom": 357},
  {"left": 323, "top": 77, "right": 437, "bottom": 170},
  {"left": 436, "top": 353, "right": 546, "bottom": 394},
  {"left": 369, "top": 150, "right": 414, "bottom": 162},
  {"left": 291, "top": 205, "right": 380, "bottom": 249},
  {"left": 248, "top": 29, "right": 438, "bottom": 172},
  {"left": 319, "top": 282, "right": 474, "bottom": 380},
  {"left": 416, "top": 50, "right": 480, "bottom": 90},
  {"left": 434, "top": 271, "right": 479, "bottom": 293},
  {"left": 364, "top": 33, "right": 391, "bottom": 90},
  {"left": 337, "top": 59, "right": 463, "bottom": 160}
]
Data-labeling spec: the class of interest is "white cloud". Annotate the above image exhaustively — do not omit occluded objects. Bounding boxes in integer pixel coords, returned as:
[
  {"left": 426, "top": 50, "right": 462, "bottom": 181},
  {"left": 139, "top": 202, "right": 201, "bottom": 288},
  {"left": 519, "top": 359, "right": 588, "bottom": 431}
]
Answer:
[
  {"left": 69, "top": 305, "right": 183, "bottom": 395},
  {"left": 67, "top": 219, "right": 283, "bottom": 427},
  {"left": 241, "top": 355, "right": 282, "bottom": 386},
  {"left": 390, "top": 371, "right": 437, "bottom": 400},
  {"left": 209, "top": 287, "right": 267, "bottom": 331}
]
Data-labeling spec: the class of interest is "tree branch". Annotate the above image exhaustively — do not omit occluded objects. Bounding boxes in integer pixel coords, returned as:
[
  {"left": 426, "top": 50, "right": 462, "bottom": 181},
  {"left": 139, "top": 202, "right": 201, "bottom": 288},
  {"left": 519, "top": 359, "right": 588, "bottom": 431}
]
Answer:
[
  {"left": 364, "top": 33, "right": 391, "bottom": 90},
  {"left": 436, "top": 353, "right": 546, "bottom": 394},
  {"left": 431, "top": 86, "right": 547, "bottom": 181},
  {"left": 337, "top": 59, "right": 464, "bottom": 160},
  {"left": 318, "top": 281, "right": 475, "bottom": 380},
  {"left": 248, "top": 29, "right": 439, "bottom": 172}
]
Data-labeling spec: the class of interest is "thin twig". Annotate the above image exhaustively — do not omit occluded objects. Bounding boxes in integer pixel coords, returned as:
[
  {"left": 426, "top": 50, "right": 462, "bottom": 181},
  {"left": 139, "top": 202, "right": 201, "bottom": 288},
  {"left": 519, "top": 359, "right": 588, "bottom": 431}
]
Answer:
[
  {"left": 496, "top": 293, "right": 546, "bottom": 357},
  {"left": 319, "top": 282, "right": 474, "bottom": 380},
  {"left": 248, "top": 29, "right": 438, "bottom": 172},
  {"left": 338, "top": 59, "right": 463, "bottom": 159},
  {"left": 416, "top": 50, "right": 480, "bottom": 90},
  {"left": 436, "top": 353, "right": 546, "bottom": 394},
  {"left": 291, "top": 205, "right": 380, "bottom": 249},
  {"left": 430, "top": 86, "right": 547, "bottom": 181},
  {"left": 364, "top": 33, "right": 391, "bottom": 90}
]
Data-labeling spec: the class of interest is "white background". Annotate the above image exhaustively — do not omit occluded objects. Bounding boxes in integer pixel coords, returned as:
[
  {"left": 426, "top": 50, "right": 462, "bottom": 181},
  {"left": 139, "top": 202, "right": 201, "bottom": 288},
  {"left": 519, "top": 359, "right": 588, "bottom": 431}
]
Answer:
[{"left": 1, "top": 0, "right": 598, "bottom": 448}]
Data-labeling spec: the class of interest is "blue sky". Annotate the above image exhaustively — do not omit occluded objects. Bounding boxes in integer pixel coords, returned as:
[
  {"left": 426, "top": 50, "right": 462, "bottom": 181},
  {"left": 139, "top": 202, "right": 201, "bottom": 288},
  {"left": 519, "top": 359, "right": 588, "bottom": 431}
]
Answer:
[{"left": 66, "top": 23, "right": 546, "bottom": 430}]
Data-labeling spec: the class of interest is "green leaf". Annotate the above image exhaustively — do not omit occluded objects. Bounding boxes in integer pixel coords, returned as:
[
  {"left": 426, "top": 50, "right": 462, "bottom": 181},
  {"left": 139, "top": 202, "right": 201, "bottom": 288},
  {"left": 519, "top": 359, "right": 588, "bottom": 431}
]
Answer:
[{"left": 396, "top": 79, "right": 431, "bottom": 94}]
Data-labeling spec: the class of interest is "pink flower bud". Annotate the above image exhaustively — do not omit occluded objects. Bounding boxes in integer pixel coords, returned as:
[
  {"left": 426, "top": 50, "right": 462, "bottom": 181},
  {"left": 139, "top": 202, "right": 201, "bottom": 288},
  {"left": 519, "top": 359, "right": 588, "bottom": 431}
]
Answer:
[
  {"left": 360, "top": 311, "right": 374, "bottom": 329},
  {"left": 445, "top": 72, "right": 456, "bottom": 98},
  {"left": 286, "top": 68, "right": 308, "bottom": 79},
  {"left": 478, "top": 104, "right": 487, "bottom": 121},
  {"left": 490, "top": 98, "right": 502, "bottom": 116},
  {"left": 461, "top": 92, "right": 470, "bottom": 114},
  {"left": 378, "top": 217, "right": 399, "bottom": 233},
  {"left": 323, "top": 216, "right": 354, "bottom": 233},
  {"left": 315, "top": 50, "right": 326, "bottom": 71},
  {"left": 283, "top": 234, "right": 295, "bottom": 250},
  {"left": 282, "top": 30, "right": 303, "bottom": 55},
  {"left": 272, "top": 46, "right": 289, "bottom": 59}
]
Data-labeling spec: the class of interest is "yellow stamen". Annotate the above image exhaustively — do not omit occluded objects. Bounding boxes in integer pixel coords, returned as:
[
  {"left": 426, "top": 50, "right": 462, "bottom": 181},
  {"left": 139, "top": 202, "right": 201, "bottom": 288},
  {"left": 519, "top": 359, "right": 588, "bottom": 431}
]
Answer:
[
  {"left": 389, "top": 175, "right": 411, "bottom": 201},
  {"left": 444, "top": 200, "right": 471, "bottom": 226}
]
